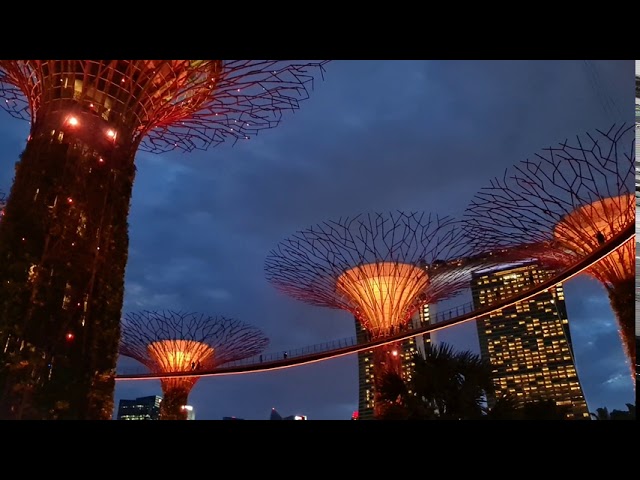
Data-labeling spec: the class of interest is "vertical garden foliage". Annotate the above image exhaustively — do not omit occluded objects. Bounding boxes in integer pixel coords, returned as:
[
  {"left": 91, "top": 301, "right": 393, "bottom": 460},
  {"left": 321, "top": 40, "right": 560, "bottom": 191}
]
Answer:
[{"left": 0, "top": 130, "right": 136, "bottom": 419}]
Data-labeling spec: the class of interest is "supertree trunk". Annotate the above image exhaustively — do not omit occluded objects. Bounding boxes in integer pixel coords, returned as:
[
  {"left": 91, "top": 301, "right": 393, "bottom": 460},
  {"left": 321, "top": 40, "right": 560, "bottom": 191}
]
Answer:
[
  {"left": 0, "top": 117, "right": 136, "bottom": 419},
  {"left": 160, "top": 384, "right": 191, "bottom": 420},
  {"left": 0, "top": 60, "right": 322, "bottom": 420},
  {"left": 606, "top": 277, "right": 636, "bottom": 379},
  {"left": 373, "top": 341, "right": 403, "bottom": 419}
]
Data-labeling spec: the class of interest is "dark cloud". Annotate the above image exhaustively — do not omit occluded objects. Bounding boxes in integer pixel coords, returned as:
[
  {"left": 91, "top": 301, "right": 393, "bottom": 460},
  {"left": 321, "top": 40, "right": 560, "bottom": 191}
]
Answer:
[
  {"left": 0, "top": 60, "right": 634, "bottom": 419},
  {"left": 562, "top": 276, "right": 635, "bottom": 411}
]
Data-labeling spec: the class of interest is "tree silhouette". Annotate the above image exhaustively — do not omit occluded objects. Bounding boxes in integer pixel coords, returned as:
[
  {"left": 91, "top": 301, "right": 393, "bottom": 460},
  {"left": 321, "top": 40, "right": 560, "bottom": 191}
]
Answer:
[{"left": 377, "top": 342, "right": 494, "bottom": 420}]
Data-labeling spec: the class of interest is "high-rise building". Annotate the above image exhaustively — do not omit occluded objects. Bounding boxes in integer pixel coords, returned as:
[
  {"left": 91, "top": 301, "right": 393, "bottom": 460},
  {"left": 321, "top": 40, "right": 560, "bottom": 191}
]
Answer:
[
  {"left": 471, "top": 262, "right": 590, "bottom": 420},
  {"left": 116, "top": 395, "right": 162, "bottom": 420},
  {"left": 355, "top": 305, "right": 432, "bottom": 420}
]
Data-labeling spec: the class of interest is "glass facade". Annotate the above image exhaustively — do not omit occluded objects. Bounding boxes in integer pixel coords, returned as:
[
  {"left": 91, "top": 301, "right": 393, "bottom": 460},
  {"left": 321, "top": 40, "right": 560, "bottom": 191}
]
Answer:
[
  {"left": 117, "top": 395, "right": 162, "bottom": 420},
  {"left": 472, "top": 262, "right": 590, "bottom": 419}
]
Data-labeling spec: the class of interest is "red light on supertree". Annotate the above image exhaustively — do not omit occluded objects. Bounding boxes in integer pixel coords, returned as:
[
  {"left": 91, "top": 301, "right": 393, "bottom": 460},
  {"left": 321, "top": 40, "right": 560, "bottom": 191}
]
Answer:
[
  {"left": 463, "top": 123, "right": 636, "bottom": 379},
  {"left": 0, "top": 60, "right": 327, "bottom": 420},
  {"left": 119, "top": 310, "right": 269, "bottom": 420},
  {"left": 264, "top": 211, "right": 486, "bottom": 418}
]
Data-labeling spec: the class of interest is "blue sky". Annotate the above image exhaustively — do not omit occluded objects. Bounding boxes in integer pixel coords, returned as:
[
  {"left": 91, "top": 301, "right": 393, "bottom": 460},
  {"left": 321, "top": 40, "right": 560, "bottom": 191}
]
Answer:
[{"left": 0, "top": 60, "right": 635, "bottom": 419}]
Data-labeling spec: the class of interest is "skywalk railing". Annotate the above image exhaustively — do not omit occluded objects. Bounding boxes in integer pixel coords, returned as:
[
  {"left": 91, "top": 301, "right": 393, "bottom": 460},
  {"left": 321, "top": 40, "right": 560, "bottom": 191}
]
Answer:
[
  {"left": 116, "top": 220, "right": 634, "bottom": 379},
  {"left": 116, "top": 300, "right": 476, "bottom": 375}
]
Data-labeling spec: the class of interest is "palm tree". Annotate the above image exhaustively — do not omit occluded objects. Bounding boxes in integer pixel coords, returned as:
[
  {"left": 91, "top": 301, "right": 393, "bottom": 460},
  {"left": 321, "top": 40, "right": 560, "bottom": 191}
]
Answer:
[
  {"left": 591, "top": 403, "right": 636, "bottom": 420},
  {"left": 611, "top": 403, "right": 636, "bottom": 419},
  {"left": 590, "top": 407, "right": 610, "bottom": 420},
  {"left": 485, "top": 394, "right": 522, "bottom": 420},
  {"left": 376, "top": 369, "right": 437, "bottom": 420},
  {"left": 377, "top": 342, "right": 494, "bottom": 420},
  {"left": 377, "top": 342, "right": 584, "bottom": 420}
]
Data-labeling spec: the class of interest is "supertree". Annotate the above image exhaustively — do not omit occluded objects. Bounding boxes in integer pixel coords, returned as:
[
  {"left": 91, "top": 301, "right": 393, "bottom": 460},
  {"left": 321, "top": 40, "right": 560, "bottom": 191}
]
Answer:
[
  {"left": 119, "top": 310, "right": 269, "bottom": 420},
  {"left": 463, "top": 123, "right": 636, "bottom": 378},
  {"left": 264, "top": 211, "right": 482, "bottom": 418},
  {"left": 0, "top": 60, "right": 327, "bottom": 419}
]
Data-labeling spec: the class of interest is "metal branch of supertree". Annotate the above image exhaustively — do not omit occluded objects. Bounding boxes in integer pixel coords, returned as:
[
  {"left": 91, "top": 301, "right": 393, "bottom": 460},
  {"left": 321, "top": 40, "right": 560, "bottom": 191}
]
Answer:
[
  {"left": 0, "top": 60, "right": 328, "bottom": 153},
  {"left": 0, "top": 60, "right": 325, "bottom": 419},
  {"left": 119, "top": 310, "right": 269, "bottom": 372},
  {"left": 463, "top": 123, "right": 634, "bottom": 285},
  {"left": 265, "top": 211, "right": 482, "bottom": 336},
  {"left": 463, "top": 123, "right": 636, "bottom": 378}
]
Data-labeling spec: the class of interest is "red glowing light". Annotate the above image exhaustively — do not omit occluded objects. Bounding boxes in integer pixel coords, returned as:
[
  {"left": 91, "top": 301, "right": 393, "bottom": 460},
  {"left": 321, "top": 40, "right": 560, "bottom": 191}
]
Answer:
[
  {"left": 106, "top": 129, "right": 116, "bottom": 139},
  {"left": 67, "top": 116, "right": 79, "bottom": 126},
  {"left": 391, "top": 350, "right": 398, "bottom": 357},
  {"left": 67, "top": 197, "right": 73, "bottom": 203},
  {"left": 66, "top": 332, "right": 75, "bottom": 341}
]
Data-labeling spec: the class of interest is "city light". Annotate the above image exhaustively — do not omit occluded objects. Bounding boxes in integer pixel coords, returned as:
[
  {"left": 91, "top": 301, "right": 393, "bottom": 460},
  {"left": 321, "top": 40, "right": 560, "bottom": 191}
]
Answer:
[
  {"left": 115, "top": 223, "right": 632, "bottom": 382},
  {"left": 0, "top": 60, "right": 327, "bottom": 420},
  {"left": 119, "top": 311, "right": 268, "bottom": 420}
]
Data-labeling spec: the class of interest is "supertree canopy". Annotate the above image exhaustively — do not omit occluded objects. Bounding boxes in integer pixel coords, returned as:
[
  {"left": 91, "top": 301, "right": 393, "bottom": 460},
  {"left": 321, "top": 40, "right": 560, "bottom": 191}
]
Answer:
[
  {"left": 264, "top": 211, "right": 480, "bottom": 417},
  {"left": 463, "top": 123, "right": 636, "bottom": 378},
  {"left": 0, "top": 60, "right": 327, "bottom": 420},
  {"left": 120, "top": 310, "right": 269, "bottom": 420}
]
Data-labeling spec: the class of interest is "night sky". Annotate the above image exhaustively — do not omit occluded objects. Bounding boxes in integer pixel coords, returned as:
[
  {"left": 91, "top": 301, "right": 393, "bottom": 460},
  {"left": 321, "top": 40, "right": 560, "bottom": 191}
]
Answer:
[{"left": 0, "top": 60, "right": 635, "bottom": 420}]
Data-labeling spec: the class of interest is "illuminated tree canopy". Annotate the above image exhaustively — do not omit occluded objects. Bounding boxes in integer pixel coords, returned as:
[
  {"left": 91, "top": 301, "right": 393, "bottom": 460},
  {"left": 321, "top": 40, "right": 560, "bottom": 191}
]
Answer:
[
  {"left": 463, "top": 123, "right": 634, "bottom": 286},
  {"left": 120, "top": 310, "right": 269, "bottom": 372},
  {"left": 463, "top": 123, "right": 635, "bottom": 376},
  {"left": 265, "top": 211, "right": 481, "bottom": 336},
  {"left": 0, "top": 60, "right": 326, "bottom": 420},
  {"left": 0, "top": 60, "right": 328, "bottom": 154},
  {"left": 119, "top": 310, "right": 269, "bottom": 420}
]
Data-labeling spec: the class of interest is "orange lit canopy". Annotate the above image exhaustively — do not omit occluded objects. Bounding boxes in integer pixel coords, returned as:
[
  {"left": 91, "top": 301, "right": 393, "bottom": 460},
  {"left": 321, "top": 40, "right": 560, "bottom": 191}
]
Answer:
[
  {"left": 336, "top": 262, "right": 428, "bottom": 336},
  {"left": 553, "top": 194, "right": 633, "bottom": 253},
  {"left": 0, "top": 60, "right": 223, "bottom": 142},
  {"left": 147, "top": 339, "right": 215, "bottom": 373},
  {"left": 553, "top": 194, "right": 634, "bottom": 284}
]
